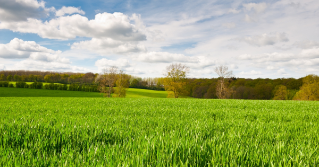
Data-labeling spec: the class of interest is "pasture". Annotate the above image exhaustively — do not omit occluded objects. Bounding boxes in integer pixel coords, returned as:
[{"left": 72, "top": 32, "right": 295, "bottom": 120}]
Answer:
[
  {"left": 0, "top": 97, "right": 318, "bottom": 166},
  {"left": 0, "top": 87, "right": 167, "bottom": 98}
]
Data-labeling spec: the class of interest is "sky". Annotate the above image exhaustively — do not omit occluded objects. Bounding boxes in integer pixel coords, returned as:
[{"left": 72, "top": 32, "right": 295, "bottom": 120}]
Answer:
[{"left": 0, "top": 0, "right": 319, "bottom": 79}]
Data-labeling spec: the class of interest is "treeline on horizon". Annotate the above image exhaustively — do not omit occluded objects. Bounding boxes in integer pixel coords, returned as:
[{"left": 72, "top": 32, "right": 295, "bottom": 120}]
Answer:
[{"left": 0, "top": 70, "right": 313, "bottom": 100}]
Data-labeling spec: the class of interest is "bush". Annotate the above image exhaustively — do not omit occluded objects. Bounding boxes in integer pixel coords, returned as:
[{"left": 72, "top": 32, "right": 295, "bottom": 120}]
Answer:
[
  {"left": 0, "top": 81, "right": 9, "bottom": 87},
  {"left": 16, "top": 82, "right": 27, "bottom": 88},
  {"left": 8, "top": 83, "right": 14, "bottom": 88}
]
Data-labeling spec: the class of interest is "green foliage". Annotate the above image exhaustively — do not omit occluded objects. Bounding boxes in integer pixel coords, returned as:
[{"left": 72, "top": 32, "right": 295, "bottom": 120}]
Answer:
[
  {"left": 16, "top": 81, "right": 27, "bottom": 88},
  {"left": 0, "top": 98, "right": 318, "bottom": 165},
  {"left": 8, "top": 83, "right": 14, "bottom": 87}
]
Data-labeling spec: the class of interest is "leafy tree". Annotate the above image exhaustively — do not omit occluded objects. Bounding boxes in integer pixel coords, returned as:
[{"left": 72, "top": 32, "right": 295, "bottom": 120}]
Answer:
[
  {"left": 14, "top": 74, "right": 21, "bottom": 81},
  {"left": 293, "top": 74, "right": 319, "bottom": 101},
  {"left": 273, "top": 85, "right": 288, "bottom": 100},
  {"left": 0, "top": 74, "right": 5, "bottom": 81},
  {"left": 115, "top": 70, "right": 130, "bottom": 98},
  {"left": 7, "top": 75, "right": 13, "bottom": 81},
  {"left": 163, "top": 63, "right": 189, "bottom": 98},
  {"left": 130, "top": 79, "right": 139, "bottom": 88}
]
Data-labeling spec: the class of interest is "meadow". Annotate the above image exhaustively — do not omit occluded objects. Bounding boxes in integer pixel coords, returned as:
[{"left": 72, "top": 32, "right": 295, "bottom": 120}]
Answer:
[
  {"left": 0, "top": 87, "right": 167, "bottom": 98},
  {"left": 0, "top": 96, "right": 318, "bottom": 166}
]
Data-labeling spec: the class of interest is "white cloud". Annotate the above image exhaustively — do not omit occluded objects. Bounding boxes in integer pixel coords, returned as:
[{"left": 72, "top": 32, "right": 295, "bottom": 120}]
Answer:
[
  {"left": 71, "top": 38, "right": 146, "bottom": 55},
  {"left": 277, "top": 68, "right": 287, "bottom": 74},
  {"left": 238, "top": 54, "right": 254, "bottom": 60},
  {"left": 244, "top": 14, "right": 254, "bottom": 22},
  {"left": 266, "top": 66, "right": 277, "bottom": 70},
  {"left": 222, "top": 22, "right": 236, "bottom": 29},
  {"left": 56, "top": 6, "right": 85, "bottom": 17},
  {"left": 0, "top": 64, "right": 5, "bottom": 71},
  {"left": 95, "top": 58, "right": 131, "bottom": 71},
  {"left": 294, "top": 40, "right": 319, "bottom": 49},
  {"left": 133, "top": 52, "right": 198, "bottom": 63},
  {"left": 300, "top": 48, "right": 319, "bottom": 58},
  {"left": 0, "top": 38, "right": 69, "bottom": 63},
  {"left": 240, "top": 70, "right": 262, "bottom": 76},
  {"left": 238, "top": 33, "right": 289, "bottom": 46},
  {"left": 229, "top": 64, "right": 238, "bottom": 69},
  {"left": 228, "top": 9, "right": 241, "bottom": 14},
  {"left": 14, "top": 59, "right": 89, "bottom": 72},
  {"left": 0, "top": 12, "right": 146, "bottom": 41},
  {"left": 0, "top": 0, "right": 53, "bottom": 22},
  {"left": 243, "top": 3, "right": 267, "bottom": 13}
]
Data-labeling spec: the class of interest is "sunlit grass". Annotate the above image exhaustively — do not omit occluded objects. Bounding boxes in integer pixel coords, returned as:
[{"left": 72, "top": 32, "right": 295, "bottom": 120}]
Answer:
[{"left": 0, "top": 97, "right": 318, "bottom": 166}]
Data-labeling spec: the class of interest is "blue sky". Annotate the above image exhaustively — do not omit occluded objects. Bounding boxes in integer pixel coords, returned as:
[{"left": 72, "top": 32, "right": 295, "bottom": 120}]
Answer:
[{"left": 0, "top": 0, "right": 319, "bottom": 78}]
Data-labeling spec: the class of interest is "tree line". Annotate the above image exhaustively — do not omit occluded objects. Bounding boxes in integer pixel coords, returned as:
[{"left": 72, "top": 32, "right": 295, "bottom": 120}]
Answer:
[
  {"left": 163, "top": 63, "right": 318, "bottom": 101},
  {"left": 1, "top": 65, "right": 318, "bottom": 100}
]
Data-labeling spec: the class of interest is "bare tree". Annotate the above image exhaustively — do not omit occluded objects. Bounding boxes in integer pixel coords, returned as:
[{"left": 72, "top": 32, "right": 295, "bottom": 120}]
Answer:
[
  {"left": 163, "top": 63, "right": 189, "bottom": 98},
  {"left": 214, "top": 65, "right": 234, "bottom": 99},
  {"left": 96, "top": 66, "right": 118, "bottom": 97}
]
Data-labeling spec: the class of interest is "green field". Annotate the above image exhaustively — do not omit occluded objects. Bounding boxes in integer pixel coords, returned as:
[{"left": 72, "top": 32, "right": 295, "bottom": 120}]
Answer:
[
  {"left": 0, "top": 97, "right": 318, "bottom": 166},
  {"left": 0, "top": 87, "right": 167, "bottom": 98}
]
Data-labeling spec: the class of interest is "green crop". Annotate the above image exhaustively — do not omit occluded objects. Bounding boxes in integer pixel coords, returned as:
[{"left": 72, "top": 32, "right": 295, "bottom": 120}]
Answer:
[{"left": 0, "top": 97, "right": 318, "bottom": 166}]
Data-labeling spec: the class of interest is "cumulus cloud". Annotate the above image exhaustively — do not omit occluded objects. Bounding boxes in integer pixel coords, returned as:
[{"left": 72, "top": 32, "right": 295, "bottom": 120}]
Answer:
[
  {"left": 133, "top": 52, "right": 199, "bottom": 63},
  {"left": 222, "top": 22, "right": 236, "bottom": 29},
  {"left": 238, "top": 54, "right": 254, "bottom": 60},
  {"left": 240, "top": 70, "right": 262, "bottom": 76},
  {"left": 0, "top": 38, "right": 69, "bottom": 63},
  {"left": 228, "top": 9, "right": 241, "bottom": 14},
  {"left": 56, "top": 6, "right": 85, "bottom": 17},
  {"left": 71, "top": 38, "right": 146, "bottom": 55},
  {"left": 277, "top": 68, "right": 287, "bottom": 74},
  {"left": 238, "top": 33, "right": 289, "bottom": 46},
  {"left": 243, "top": 3, "right": 267, "bottom": 13},
  {"left": 0, "top": 0, "right": 53, "bottom": 22},
  {"left": 300, "top": 48, "right": 319, "bottom": 58},
  {"left": 266, "top": 66, "right": 277, "bottom": 70},
  {"left": 244, "top": 14, "right": 254, "bottom": 22},
  {"left": 14, "top": 59, "right": 89, "bottom": 72},
  {"left": 0, "top": 12, "right": 146, "bottom": 41},
  {"left": 95, "top": 58, "right": 131, "bottom": 69},
  {"left": 294, "top": 40, "right": 319, "bottom": 49},
  {"left": 0, "top": 64, "right": 5, "bottom": 71}
]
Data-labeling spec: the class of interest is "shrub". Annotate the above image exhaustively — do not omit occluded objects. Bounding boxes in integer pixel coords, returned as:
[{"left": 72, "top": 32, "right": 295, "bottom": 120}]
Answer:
[
  {"left": 8, "top": 83, "right": 14, "bottom": 88},
  {"left": 1, "top": 81, "right": 9, "bottom": 87},
  {"left": 16, "top": 82, "right": 27, "bottom": 88}
]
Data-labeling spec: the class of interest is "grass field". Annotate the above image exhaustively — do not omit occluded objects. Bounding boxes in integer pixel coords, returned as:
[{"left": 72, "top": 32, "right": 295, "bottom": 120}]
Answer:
[
  {"left": 0, "top": 87, "right": 167, "bottom": 98},
  {"left": 0, "top": 97, "right": 318, "bottom": 166}
]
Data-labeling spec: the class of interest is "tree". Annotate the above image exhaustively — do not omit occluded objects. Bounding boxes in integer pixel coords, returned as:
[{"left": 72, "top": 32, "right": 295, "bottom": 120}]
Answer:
[
  {"left": 293, "top": 74, "right": 319, "bottom": 101},
  {"left": 214, "top": 65, "right": 234, "bottom": 99},
  {"left": 0, "top": 74, "right": 5, "bottom": 81},
  {"left": 7, "top": 75, "right": 13, "bottom": 81},
  {"left": 96, "top": 66, "right": 118, "bottom": 97},
  {"left": 273, "top": 85, "right": 288, "bottom": 100},
  {"left": 115, "top": 70, "right": 130, "bottom": 97},
  {"left": 130, "top": 79, "right": 139, "bottom": 88},
  {"left": 14, "top": 74, "right": 20, "bottom": 81},
  {"left": 163, "top": 63, "right": 189, "bottom": 98}
]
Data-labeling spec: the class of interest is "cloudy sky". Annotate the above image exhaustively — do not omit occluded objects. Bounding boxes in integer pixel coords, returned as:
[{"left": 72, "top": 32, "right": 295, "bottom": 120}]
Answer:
[{"left": 0, "top": 0, "right": 319, "bottom": 78}]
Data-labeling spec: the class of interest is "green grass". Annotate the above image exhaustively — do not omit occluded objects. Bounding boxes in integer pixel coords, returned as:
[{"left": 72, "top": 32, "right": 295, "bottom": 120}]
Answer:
[
  {"left": 0, "top": 87, "right": 168, "bottom": 98},
  {"left": 126, "top": 88, "right": 167, "bottom": 98},
  {"left": 0, "top": 97, "right": 318, "bottom": 166},
  {"left": 0, "top": 87, "right": 104, "bottom": 97}
]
